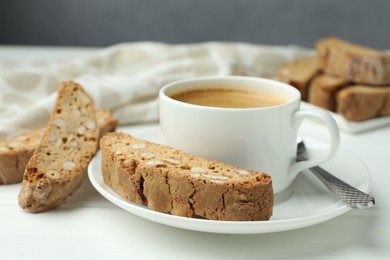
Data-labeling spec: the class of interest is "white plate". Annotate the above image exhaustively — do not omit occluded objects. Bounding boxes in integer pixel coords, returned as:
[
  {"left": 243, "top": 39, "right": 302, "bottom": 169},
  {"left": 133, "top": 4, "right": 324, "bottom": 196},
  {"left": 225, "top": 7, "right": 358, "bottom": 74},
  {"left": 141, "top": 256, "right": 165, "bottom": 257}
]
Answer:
[
  {"left": 301, "top": 102, "right": 390, "bottom": 134},
  {"left": 88, "top": 124, "right": 372, "bottom": 234}
]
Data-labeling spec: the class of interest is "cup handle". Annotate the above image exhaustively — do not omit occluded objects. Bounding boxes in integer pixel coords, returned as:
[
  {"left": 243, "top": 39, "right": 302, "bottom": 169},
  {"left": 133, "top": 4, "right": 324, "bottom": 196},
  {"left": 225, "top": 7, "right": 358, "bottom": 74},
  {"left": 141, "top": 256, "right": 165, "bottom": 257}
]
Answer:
[{"left": 288, "top": 109, "right": 340, "bottom": 181}]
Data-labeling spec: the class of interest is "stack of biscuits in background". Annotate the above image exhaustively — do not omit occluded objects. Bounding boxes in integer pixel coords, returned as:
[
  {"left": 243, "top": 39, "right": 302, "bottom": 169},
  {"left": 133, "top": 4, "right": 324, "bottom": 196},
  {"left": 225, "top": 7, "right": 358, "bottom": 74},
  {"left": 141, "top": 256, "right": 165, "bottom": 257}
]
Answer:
[{"left": 277, "top": 37, "right": 390, "bottom": 122}]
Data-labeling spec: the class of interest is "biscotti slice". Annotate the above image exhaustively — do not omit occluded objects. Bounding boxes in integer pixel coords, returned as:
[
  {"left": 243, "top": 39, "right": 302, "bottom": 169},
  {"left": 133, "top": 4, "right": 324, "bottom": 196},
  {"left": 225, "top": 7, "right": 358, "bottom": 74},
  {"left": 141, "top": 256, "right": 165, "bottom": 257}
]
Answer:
[
  {"left": 18, "top": 81, "right": 99, "bottom": 213},
  {"left": 276, "top": 57, "right": 319, "bottom": 100},
  {"left": 96, "top": 108, "right": 118, "bottom": 145},
  {"left": 308, "top": 74, "right": 349, "bottom": 112},
  {"left": 0, "top": 109, "right": 117, "bottom": 185},
  {"left": 0, "top": 129, "right": 45, "bottom": 185},
  {"left": 316, "top": 37, "right": 390, "bottom": 85},
  {"left": 337, "top": 85, "right": 390, "bottom": 121},
  {"left": 100, "top": 132, "right": 273, "bottom": 221}
]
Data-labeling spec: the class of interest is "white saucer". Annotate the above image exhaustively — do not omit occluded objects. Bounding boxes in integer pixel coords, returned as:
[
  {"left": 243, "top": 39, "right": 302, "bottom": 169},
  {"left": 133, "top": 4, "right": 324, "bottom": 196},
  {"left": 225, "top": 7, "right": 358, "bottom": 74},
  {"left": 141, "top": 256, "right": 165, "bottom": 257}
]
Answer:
[{"left": 88, "top": 124, "right": 372, "bottom": 234}]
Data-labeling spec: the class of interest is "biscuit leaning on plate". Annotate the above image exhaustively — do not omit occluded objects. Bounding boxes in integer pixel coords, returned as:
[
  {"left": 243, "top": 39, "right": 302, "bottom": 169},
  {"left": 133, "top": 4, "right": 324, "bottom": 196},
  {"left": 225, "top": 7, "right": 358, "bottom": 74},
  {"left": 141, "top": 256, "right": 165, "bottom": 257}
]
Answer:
[
  {"left": 100, "top": 132, "right": 274, "bottom": 221},
  {"left": 0, "top": 108, "right": 117, "bottom": 185},
  {"left": 18, "top": 81, "right": 99, "bottom": 213}
]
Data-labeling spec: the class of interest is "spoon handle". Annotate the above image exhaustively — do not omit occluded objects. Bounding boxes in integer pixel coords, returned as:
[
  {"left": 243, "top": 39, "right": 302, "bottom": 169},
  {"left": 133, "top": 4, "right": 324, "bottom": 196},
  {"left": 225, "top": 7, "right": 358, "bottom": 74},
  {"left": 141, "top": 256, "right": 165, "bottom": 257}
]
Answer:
[{"left": 308, "top": 164, "right": 375, "bottom": 209}]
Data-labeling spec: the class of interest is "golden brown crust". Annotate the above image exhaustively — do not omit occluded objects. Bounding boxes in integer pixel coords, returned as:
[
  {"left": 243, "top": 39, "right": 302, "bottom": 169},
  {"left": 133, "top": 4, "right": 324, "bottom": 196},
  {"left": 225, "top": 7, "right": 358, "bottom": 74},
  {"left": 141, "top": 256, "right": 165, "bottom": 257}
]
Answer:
[
  {"left": 276, "top": 57, "right": 319, "bottom": 100},
  {"left": 316, "top": 37, "right": 390, "bottom": 85},
  {"left": 308, "top": 74, "right": 348, "bottom": 112},
  {"left": 18, "top": 81, "right": 99, "bottom": 212},
  {"left": 101, "top": 132, "right": 274, "bottom": 221},
  {"left": 337, "top": 85, "right": 390, "bottom": 121}
]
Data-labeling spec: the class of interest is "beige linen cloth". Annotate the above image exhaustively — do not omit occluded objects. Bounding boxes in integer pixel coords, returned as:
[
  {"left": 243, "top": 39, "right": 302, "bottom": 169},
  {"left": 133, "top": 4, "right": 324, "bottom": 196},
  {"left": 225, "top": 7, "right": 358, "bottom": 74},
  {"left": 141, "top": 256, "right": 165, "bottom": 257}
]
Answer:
[{"left": 0, "top": 42, "right": 311, "bottom": 138}]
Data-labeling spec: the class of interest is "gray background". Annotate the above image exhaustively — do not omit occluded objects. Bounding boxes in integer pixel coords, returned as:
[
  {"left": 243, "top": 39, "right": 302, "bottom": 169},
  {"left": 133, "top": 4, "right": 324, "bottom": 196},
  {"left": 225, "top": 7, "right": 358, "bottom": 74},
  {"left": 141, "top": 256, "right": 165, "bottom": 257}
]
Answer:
[{"left": 0, "top": 0, "right": 389, "bottom": 49}]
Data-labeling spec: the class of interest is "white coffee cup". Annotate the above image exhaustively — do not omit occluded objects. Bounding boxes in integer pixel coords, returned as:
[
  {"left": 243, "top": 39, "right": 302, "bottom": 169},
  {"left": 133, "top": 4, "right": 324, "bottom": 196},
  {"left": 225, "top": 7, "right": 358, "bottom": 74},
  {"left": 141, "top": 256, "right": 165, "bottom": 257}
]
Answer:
[{"left": 159, "top": 76, "right": 340, "bottom": 193}]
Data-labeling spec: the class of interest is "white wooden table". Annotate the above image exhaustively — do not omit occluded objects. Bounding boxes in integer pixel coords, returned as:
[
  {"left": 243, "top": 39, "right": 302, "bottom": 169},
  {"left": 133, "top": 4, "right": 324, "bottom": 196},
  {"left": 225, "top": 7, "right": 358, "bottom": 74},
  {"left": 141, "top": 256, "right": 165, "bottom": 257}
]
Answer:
[{"left": 1, "top": 45, "right": 389, "bottom": 260}]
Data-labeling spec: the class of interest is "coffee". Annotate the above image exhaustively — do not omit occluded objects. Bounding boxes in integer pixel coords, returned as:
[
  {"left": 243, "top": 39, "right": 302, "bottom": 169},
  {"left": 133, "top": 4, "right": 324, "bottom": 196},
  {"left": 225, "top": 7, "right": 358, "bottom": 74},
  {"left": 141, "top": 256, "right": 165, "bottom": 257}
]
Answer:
[{"left": 171, "top": 88, "right": 287, "bottom": 108}]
